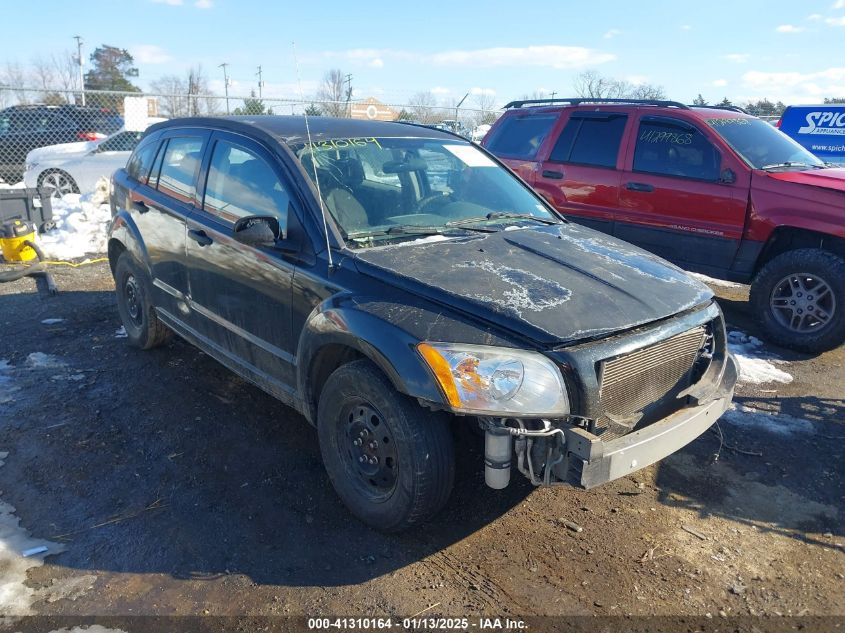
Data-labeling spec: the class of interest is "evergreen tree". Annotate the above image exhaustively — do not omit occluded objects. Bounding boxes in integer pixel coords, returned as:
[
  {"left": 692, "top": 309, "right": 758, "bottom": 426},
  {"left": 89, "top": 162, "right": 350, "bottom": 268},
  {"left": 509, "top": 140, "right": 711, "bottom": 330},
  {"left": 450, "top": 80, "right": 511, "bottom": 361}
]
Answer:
[
  {"left": 692, "top": 93, "right": 708, "bottom": 106},
  {"left": 84, "top": 45, "right": 140, "bottom": 93}
]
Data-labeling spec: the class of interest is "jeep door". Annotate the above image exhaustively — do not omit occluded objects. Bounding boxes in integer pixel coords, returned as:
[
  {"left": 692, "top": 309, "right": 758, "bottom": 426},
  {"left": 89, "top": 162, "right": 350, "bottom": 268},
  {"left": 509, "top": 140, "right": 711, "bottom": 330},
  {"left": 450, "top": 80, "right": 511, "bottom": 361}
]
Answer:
[
  {"left": 533, "top": 111, "right": 629, "bottom": 234},
  {"left": 127, "top": 130, "right": 209, "bottom": 318},
  {"left": 615, "top": 114, "right": 748, "bottom": 274},
  {"left": 185, "top": 131, "right": 297, "bottom": 391},
  {"left": 482, "top": 112, "right": 560, "bottom": 184}
]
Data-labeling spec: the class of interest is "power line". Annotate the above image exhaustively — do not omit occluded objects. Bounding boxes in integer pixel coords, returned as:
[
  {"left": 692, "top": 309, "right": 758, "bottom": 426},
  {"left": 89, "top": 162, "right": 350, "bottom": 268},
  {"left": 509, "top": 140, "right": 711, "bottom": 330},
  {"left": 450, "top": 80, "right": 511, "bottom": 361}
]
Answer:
[
  {"left": 256, "top": 65, "right": 264, "bottom": 99},
  {"left": 73, "top": 35, "right": 85, "bottom": 106},
  {"left": 219, "top": 62, "right": 230, "bottom": 114}
]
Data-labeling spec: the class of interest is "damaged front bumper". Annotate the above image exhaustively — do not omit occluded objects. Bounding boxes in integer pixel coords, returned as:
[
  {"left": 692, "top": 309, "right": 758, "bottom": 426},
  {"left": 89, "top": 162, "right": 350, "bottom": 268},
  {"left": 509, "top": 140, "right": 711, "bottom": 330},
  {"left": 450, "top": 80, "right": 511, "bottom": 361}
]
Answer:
[
  {"left": 570, "top": 351, "right": 737, "bottom": 488},
  {"left": 483, "top": 351, "right": 738, "bottom": 489}
]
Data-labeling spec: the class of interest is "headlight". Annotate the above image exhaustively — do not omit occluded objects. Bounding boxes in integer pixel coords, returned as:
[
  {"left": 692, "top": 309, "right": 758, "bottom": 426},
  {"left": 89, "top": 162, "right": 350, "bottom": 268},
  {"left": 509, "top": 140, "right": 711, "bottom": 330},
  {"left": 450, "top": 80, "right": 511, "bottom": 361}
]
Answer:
[{"left": 417, "top": 342, "right": 569, "bottom": 416}]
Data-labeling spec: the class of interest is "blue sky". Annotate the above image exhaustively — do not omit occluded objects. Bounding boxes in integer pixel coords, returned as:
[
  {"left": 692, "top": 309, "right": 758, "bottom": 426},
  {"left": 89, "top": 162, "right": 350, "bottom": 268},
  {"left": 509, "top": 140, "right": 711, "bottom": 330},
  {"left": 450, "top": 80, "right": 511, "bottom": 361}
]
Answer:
[{"left": 2, "top": 0, "right": 845, "bottom": 108}]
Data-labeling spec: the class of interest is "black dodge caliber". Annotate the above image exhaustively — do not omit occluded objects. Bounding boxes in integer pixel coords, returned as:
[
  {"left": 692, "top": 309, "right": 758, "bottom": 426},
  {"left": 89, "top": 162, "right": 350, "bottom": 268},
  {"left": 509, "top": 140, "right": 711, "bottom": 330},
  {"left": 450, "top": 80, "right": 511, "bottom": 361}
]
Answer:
[{"left": 108, "top": 116, "right": 738, "bottom": 531}]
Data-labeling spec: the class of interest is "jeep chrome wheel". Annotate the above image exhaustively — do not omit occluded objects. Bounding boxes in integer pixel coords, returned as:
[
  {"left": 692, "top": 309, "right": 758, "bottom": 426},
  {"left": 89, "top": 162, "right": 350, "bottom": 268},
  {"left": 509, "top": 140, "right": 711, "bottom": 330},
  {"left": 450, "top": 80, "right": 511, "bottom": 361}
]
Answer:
[{"left": 770, "top": 273, "right": 835, "bottom": 334}]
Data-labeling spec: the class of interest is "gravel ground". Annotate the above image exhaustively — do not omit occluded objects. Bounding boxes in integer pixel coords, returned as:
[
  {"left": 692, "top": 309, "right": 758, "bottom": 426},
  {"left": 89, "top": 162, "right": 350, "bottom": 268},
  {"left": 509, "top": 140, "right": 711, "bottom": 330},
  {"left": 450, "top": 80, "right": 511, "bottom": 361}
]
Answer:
[{"left": 0, "top": 262, "right": 842, "bottom": 623}]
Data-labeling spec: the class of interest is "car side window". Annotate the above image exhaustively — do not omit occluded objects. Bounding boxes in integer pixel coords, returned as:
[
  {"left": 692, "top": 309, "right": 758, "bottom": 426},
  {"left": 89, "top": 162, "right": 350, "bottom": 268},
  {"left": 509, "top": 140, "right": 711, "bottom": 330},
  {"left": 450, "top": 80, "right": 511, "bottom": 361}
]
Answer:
[
  {"left": 157, "top": 137, "right": 203, "bottom": 204},
  {"left": 633, "top": 118, "right": 720, "bottom": 181},
  {"left": 549, "top": 114, "right": 627, "bottom": 168},
  {"left": 202, "top": 140, "right": 289, "bottom": 226},
  {"left": 126, "top": 140, "right": 159, "bottom": 183},
  {"left": 485, "top": 115, "right": 558, "bottom": 159}
]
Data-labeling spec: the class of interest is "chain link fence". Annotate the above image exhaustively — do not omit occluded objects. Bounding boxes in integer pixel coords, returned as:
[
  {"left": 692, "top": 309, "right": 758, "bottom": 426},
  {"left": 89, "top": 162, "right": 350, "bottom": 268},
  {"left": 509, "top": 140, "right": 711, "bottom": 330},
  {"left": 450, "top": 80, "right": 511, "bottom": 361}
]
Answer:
[{"left": 0, "top": 86, "right": 501, "bottom": 188}]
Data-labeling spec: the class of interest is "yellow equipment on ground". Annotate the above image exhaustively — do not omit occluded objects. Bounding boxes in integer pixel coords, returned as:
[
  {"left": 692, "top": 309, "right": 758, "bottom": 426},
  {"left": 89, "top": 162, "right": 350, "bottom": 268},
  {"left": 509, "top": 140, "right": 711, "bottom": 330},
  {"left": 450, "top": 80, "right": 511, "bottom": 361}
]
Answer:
[{"left": 0, "top": 219, "right": 38, "bottom": 262}]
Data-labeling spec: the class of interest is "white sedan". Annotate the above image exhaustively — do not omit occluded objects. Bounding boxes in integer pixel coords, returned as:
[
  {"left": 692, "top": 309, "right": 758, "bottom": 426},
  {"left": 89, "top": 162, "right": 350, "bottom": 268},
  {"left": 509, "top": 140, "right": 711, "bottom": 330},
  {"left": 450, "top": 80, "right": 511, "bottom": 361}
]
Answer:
[{"left": 23, "top": 118, "right": 165, "bottom": 197}]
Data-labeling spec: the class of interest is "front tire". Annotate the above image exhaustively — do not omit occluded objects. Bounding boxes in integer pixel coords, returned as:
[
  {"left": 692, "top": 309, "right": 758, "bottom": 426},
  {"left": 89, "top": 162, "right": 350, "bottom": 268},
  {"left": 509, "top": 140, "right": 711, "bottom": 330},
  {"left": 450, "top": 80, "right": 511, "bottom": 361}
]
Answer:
[
  {"left": 317, "top": 359, "right": 455, "bottom": 532},
  {"left": 38, "top": 169, "right": 79, "bottom": 199},
  {"left": 750, "top": 248, "right": 845, "bottom": 353},
  {"left": 114, "top": 252, "right": 171, "bottom": 350}
]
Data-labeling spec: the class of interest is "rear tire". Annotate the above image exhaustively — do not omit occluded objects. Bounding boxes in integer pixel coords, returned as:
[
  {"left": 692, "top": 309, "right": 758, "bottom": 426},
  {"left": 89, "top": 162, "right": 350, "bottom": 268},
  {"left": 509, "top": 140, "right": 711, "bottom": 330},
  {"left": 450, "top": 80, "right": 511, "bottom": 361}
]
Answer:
[
  {"left": 114, "top": 252, "right": 171, "bottom": 350},
  {"left": 317, "top": 359, "right": 455, "bottom": 532},
  {"left": 750, "top": 248, "right": 845, "bottom": 353}
]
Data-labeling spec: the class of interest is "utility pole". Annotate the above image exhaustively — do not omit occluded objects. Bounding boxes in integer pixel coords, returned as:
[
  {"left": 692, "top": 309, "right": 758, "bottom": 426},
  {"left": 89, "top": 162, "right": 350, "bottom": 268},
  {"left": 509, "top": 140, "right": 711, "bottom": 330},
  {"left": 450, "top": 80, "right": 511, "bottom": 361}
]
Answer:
[
  {"left": 256, "top": 65, "right": 264, "bottom": 99},
  {"left": 73, "top": 35, "right": 85, "bottom": 106},
  {"left": 455, "top": 91, "right": 470, "bottom": 130},
  {"left": 549, "top": 91, "right": 557, "bottom": 100},
  {"left": 344, "top": 73, "right": 353, "bottom": 117},
  {"left": 219, "top": 62, "right": 230, "bottom": 114}
]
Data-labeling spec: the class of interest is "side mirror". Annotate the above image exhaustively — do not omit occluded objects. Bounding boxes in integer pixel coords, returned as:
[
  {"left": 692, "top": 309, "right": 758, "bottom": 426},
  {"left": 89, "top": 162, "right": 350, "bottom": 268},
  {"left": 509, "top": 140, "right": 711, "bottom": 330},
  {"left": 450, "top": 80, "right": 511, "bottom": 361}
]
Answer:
[
  {"left": 720, "top": 168, "right": 736, "bottom": 184},
  {"left": 233, "top": 215, "right": 283, "bottom": 247}
]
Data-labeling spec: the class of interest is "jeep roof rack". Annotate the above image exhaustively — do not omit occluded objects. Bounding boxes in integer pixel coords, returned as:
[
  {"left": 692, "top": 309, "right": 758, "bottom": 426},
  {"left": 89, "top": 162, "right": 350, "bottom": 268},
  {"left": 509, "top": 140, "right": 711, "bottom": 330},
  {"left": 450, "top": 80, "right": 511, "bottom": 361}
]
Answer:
[
  {"left": 502, "top": 97, "right": 691, "bottom": 110},
  {"left": 689, "top": 104, "right": 749, "bottom": 114}
]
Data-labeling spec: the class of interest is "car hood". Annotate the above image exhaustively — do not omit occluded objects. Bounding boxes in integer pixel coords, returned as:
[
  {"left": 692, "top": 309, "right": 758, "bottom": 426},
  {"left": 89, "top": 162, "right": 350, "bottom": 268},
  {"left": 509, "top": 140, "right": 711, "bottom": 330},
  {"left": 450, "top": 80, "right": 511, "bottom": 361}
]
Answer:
[
  {"left": 765, "top": 167, "right": 845, "bottom": 193},
  {"left": 352, "top": 223, "right": 713, "bottom": 346},
  {"left": 26, "top": 141, "right": 96, "bottom": 164}
]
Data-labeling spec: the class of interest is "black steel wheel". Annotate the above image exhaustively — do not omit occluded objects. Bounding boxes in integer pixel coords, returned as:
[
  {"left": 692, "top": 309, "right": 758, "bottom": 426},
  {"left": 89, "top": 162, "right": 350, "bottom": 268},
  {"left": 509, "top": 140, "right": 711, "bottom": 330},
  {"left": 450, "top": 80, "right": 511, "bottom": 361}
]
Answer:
[
  {"left": 114, "top": 252, "right": 171, "bottom": 350},
  {"left": 317, "top": 359, "right": 455, "bottom": 532}
]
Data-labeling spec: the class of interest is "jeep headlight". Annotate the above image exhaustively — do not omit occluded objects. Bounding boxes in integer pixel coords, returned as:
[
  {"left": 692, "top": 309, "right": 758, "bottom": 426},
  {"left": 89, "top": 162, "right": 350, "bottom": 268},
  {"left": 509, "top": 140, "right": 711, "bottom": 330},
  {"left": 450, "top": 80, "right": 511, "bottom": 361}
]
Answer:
[{"left": 417, "top": 343, "right": 569, "bottom": 416}]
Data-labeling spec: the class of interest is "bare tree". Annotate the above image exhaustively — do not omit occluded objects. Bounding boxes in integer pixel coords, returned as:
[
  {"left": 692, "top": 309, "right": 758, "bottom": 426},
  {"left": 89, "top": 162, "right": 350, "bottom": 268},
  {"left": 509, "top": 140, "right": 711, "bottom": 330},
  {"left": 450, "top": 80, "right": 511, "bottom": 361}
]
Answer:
[
  {"left": 472, "top": 91, "right": 498, "bottom": 126},
  {"left": 317, "top": 69, "right": 347, "bottom": 117},
  {"left": 150, "top": 65, "right": 219, "bottom": 117},
  {"left": 573, "top": 70, "right": 665, "bottom": 101},
  {"left": 51, "top": 50, "right": 83, "bottom": 93},
  {"left": 1, "top": 61, "right": 29, "bottom": 105},
  {"left": 407, "top": 91, "right": 439, "bottom": 123}
]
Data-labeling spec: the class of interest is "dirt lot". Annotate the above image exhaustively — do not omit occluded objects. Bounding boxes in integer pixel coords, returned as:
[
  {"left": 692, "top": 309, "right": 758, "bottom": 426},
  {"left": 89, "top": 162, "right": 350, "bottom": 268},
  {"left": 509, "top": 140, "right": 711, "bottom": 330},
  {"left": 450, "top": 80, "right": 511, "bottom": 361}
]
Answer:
[{"left": 0, "top": 262, "right": 842, "bottom": 624}]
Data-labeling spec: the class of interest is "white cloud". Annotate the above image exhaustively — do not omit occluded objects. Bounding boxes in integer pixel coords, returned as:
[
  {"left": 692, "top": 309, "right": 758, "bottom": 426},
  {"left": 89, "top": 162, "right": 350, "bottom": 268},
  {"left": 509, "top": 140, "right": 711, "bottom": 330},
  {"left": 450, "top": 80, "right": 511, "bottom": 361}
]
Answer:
[
  {"left": 151, "top": 0, "right": 183, "bottom": 4},
  {"left": 741, "top": 67, "right": 845, "bottom": 102},
  {"left": 429, "top": 45, "right": 615, "bottom": 69},
  {"left": 626, "top": 75, "right": 648, "bottom": 85},
  {"left": 723, "top": 53, "right": 750, "bottom": 63},
  {"left": 130, "top": 44, "right": 171, "bottom": 64},
  {"left": 826, "top": 15, "right": 845, "bottom": 24},
  {"left": 713, "top": 79, "right": 728, "bottom": 87},
  {"left": 776, "top": 24, "right": 805, "bottom": 33},
  {"left": 469, "top": 87, "right": 496, "bottom": 96},
  {"left": 195, "top": 0, "right": 212, "bottom": 7},
  {"left": 431, "top": 86, "right": 451, "bottom": 95},
  {"left": 680, "top": 24, "right": 692, "bottom": 31},
  {"left": 807, "top": 13, "right": 823, "bottom": 20},
  {"left": 603, "top": 29, "right": 621, "bottom": 39},
  {"left": 833, "top": 0, "right": 845, "bottom": 8}
]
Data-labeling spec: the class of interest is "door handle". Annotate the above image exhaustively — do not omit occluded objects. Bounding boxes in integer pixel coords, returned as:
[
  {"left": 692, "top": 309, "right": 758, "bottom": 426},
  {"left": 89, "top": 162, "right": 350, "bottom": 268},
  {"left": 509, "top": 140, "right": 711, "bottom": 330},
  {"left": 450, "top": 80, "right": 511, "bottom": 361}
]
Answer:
[
  {"left": 188, "top": 229, "right": 213, "bottom": 247},
  {"left": 131, "top": 200, "right": 149, "bottom": 213},
  {"left": 625, "top": 182, "right": 655, "bottom": 192},
  {"left": 542, "top": 169, "right": 564, "bottom": 180}
]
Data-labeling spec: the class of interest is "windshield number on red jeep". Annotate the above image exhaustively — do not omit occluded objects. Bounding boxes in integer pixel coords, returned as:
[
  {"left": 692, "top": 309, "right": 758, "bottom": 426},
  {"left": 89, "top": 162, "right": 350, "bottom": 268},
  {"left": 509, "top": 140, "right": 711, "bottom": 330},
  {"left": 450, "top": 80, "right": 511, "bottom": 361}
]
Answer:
[{"left": 706, "top": 118, "right": 749, "bottom": 127}]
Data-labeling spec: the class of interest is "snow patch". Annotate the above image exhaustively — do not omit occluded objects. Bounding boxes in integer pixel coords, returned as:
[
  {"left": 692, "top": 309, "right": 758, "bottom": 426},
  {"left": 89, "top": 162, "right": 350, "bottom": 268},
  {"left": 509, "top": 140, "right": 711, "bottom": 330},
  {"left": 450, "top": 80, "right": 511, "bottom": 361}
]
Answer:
[
  {"left": 0, "top": 181, "right": 25, "bottom": 189},
  {"left": 46, "top": 627, "right": 128, "bottom": 633},
  {"left": 25, "top": 352, "right": 67, "bottom": 370},
  {"left": 41, "top": 318, "right": 65, "bottom": 325},
  {"left": 722, "top": 404, "right": 816, "bottom": 436},
  {"left": 0, "top": 452, "right": 69, "bottom": 616},
  {"left": 728, "top": 330, "right": 793, "bottom": 384},
  {"left": 114, "top": 326, "right": 127, "bottom": 339},
  {"left": 687, "top": 272, "right": 743, "bottom": 288},
  {"left": 36, "top": 178, "right": 111, "bottom": 260},
  {"left": 0, "top": 359, "right": 15, "bottom": 405}
]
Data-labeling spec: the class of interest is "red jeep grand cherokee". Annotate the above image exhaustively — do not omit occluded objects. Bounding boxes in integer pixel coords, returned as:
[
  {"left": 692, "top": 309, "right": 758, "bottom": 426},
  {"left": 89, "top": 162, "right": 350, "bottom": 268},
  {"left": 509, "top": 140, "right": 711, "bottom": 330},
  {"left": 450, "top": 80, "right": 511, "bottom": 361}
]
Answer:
[{"left": 483, "top": 98, "right": 845, "bottom": 352}]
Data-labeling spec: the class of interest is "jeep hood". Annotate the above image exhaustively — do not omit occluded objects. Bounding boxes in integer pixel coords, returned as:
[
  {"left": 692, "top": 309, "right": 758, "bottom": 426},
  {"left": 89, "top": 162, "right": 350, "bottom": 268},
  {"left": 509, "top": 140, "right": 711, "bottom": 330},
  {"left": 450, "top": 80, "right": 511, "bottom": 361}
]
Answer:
[
  {"left": 765, "top": 167, "right": 845, "bottom": 193},
  {"left": 352, "top": 223, "right": 713, "bottom": 346}
]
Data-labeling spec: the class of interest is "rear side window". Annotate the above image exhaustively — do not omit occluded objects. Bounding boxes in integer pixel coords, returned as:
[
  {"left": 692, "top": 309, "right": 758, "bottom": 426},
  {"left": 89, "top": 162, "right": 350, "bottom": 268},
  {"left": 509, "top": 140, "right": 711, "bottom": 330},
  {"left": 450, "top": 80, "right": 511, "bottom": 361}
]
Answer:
[
  {"left": 126, "top": 140, "right": 158, "bottom": 183},
  {"left": 549, "top": 114, "right": 627, "bottom": 168},
  {"left": 633, "top": 119, "right": 720, "bottom": 181},
  {"left": 485, "top": 115, "right": 558, "bottom": 159},
  {"left": 157, "top": 137, "right": 204, "bottom": 203},
  {"left": 203, "top": 140, "right": 289, "bottom": 225}
]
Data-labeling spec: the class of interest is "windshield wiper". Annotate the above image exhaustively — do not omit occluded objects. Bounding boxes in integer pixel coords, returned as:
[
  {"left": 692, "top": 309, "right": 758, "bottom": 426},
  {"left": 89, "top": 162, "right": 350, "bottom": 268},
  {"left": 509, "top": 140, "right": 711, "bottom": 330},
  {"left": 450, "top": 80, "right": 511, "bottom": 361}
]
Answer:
[
  {"left": 761, "top": 161, "right": 819, "bottom": 170},
  {"left": 446, "top": 212, "right": 560, "bottom": 229},
  {"left": 346, "top": 223, "right": 491, "bottom": 240}
]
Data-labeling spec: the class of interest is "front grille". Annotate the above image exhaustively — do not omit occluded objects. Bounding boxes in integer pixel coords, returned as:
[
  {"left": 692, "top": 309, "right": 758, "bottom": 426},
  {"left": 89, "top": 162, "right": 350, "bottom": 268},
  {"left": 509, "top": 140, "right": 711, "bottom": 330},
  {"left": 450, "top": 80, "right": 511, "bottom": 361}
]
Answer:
[{"left": 594, "top": 326, "right": 706, "bottom": 439}]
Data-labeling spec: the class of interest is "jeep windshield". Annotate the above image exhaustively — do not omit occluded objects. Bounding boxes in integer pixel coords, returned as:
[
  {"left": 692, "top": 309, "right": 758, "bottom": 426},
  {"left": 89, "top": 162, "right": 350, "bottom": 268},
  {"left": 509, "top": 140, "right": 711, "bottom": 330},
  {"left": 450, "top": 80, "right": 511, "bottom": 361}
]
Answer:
[
  {"left": 294, "top": 137, "right": 561, "bottom": 246},
  {"left": 705, "top": 117, "right": 826, "bottom": 171}
]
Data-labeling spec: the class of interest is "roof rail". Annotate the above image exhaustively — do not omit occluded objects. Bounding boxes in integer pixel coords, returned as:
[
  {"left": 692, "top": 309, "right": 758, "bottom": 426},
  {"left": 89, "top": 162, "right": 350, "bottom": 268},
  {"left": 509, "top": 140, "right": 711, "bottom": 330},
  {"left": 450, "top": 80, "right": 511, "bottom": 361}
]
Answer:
[
  {"left": 503, "top": 97, "right": 691, "bottom": 110},
  {"left": 689, "top": 104, "right": 749, "bottom": 114}
]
